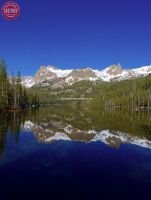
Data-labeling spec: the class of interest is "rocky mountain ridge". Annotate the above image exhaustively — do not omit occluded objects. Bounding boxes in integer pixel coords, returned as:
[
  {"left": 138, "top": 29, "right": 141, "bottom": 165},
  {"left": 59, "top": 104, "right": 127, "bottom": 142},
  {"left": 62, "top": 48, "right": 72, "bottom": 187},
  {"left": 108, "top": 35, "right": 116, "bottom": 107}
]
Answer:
[{"left": 21, "top": 64, "right": 151, "bottom": 88}]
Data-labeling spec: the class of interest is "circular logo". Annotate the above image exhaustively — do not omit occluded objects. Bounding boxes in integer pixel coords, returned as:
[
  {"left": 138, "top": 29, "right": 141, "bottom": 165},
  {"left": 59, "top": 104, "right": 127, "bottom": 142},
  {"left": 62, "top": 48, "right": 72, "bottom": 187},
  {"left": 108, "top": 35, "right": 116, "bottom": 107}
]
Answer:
[{"left": 1, "top": 1, "right": 20, "bottom": 20}]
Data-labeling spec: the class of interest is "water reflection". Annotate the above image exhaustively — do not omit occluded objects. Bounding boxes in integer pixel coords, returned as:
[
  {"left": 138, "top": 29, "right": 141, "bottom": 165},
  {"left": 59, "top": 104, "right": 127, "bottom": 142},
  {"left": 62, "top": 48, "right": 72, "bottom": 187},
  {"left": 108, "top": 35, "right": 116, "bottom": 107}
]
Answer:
[
  {"left": 1, "top": 103, "right": 151, "bottom": 159},
  {"left": 1, "top": 104, "right": 151, "bottom": 199},
  {"left": 25, "top": 104, "right": 151, "bottom": 149},
  {"left": 23, "top": 121, "right": 151, "bottom": 149}
]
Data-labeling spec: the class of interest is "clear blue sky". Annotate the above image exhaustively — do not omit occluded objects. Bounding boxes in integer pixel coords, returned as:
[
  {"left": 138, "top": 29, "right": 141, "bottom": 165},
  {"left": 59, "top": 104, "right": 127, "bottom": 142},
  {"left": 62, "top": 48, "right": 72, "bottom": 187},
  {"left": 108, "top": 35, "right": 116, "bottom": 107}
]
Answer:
[{"left": 0, "top": 0, "right": 151, "bottom": 75}]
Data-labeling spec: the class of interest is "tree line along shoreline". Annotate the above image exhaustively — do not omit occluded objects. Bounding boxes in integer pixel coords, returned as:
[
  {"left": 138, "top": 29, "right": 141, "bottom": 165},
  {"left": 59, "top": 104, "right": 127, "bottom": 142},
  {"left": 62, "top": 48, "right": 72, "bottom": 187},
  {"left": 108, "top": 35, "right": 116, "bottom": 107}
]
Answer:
[
  {"left": 91, "top": 74, "right": 151, "bottom": 111},
  {"left": 0, "top": 60, "right": 39, "bottom": 111}
]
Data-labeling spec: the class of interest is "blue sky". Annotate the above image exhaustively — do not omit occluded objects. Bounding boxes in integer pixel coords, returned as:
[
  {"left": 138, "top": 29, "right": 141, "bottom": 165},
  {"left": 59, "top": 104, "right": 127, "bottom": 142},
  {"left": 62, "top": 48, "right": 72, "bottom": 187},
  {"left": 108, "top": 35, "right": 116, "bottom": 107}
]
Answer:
[{"left": 0, "top": 0, "right": 151, "bottom": 75}]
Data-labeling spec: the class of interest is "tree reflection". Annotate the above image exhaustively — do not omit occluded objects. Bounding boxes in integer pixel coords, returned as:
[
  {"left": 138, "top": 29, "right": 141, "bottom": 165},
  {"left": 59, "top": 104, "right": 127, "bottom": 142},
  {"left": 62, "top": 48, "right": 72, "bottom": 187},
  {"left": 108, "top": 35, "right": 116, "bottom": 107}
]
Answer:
[
  {"left": 0, "top": 110, "right": 29, "bottom": 159},
  {"left": 0, "top": 112, "right": 8, "bottom": 159}
]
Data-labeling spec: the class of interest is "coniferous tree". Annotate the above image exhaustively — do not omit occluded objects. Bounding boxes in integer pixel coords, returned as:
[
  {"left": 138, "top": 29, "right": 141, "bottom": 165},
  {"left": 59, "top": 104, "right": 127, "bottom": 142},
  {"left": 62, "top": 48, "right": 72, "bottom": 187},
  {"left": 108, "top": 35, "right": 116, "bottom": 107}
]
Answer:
[{"left": 0, "top": 60, "right": 9, "bottom": 107}]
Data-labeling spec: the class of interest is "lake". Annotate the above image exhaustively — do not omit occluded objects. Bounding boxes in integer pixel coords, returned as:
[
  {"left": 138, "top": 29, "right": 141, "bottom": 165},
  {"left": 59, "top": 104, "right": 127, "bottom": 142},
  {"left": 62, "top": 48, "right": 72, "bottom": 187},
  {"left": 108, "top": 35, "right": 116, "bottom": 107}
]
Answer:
[{"left": 0, "top": 103, "right": 151, "bottom": 199}]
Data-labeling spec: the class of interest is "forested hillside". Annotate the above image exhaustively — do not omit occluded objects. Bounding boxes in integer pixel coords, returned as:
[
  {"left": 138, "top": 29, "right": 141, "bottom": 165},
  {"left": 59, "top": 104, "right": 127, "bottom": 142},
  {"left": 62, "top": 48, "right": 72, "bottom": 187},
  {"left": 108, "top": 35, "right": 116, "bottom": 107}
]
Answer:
[
  {"left": 33, "top": 74, "right": 151, "bottom": 109},
  {"left": 92, "top": 76, "right": 151, "bottom": 109}
]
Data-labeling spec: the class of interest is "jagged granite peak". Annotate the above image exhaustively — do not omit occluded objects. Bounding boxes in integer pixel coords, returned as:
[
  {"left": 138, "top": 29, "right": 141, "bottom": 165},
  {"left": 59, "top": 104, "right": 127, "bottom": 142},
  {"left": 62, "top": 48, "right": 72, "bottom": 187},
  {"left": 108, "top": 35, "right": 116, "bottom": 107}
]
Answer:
[
  {"left": 21, "top": 64, "right": 151, "bottom": 88},
  {"left": 35, "top": 65, "right": 72, "bottom": 77},
  {"left": 105, "top": 64, "right": 123, "bottom": 75},
  {"left": 34, "top": 66, "right": 57, "bottom": 83},
  {"left": 65, "top": 67, "right": 97, "bottom": 84}
]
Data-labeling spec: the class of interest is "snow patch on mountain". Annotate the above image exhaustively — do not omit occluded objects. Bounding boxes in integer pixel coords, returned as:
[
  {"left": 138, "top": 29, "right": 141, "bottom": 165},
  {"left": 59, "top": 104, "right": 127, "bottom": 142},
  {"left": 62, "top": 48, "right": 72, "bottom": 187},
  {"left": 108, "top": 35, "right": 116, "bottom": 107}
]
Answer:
[
  {"left": 131, "top": 65, "right": 151, "bottom": 76},
  {"left": 45, "top": 132, "right": 71, "bottom": 142},
  {"left": 46, "top": 66, "right": 73, "bottom": 78},
  {"left": 21, "top": 76, "right": 35, "bottom": 88},
  {"left": 22, "top": 120, "right": 35, "bottom": 131},
  {"left": 91, "top": 130, "right": 151, "bottom": 149}
]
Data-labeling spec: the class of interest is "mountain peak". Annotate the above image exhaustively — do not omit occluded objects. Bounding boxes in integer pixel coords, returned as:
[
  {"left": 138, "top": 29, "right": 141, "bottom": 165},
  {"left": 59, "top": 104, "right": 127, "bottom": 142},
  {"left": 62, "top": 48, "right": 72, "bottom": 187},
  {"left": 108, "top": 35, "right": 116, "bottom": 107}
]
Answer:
[
  {"left": 21, "top": 64, "right": 151, "bottom": 88},
  {"left": 105, "top": 64, "right": 123, "bottom": 76},
  {"left": 108, "top": 63, "right": 122, "bottom": 69},
  {"left": 46, "top": 65, "right": 58, "bottom": 70},
  {"left": 40, "top": 65, "right": 58, "bottom": 70}
]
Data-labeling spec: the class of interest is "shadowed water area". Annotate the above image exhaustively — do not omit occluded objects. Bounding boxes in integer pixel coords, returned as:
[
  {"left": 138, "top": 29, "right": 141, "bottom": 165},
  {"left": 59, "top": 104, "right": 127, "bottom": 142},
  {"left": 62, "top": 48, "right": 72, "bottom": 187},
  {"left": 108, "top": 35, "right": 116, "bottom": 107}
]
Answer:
[{"left": 0, "top": 102, "right": 151, "bottom": 199}]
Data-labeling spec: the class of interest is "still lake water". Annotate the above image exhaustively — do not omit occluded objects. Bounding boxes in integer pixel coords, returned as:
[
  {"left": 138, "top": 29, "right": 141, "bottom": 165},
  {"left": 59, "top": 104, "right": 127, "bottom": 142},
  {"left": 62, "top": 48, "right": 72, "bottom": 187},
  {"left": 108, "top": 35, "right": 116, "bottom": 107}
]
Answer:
[{"left": 0, "top": 103, "right": 151, "bottom": 199}]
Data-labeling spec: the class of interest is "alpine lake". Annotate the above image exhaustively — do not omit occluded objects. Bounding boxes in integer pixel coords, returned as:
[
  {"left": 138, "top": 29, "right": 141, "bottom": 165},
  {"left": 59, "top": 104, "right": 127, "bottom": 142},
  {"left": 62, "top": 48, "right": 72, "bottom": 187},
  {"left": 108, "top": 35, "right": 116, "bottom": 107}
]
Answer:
[{"left": 0, "top": 102, "right": 151, "bottom": 200}]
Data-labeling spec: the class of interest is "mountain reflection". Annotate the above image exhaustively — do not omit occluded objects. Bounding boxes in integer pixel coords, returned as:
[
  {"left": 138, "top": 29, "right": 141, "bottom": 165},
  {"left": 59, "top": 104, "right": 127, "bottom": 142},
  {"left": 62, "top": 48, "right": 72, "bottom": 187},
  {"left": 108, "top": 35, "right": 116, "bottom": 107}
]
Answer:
[
  {"left": 24, "top": 103, "right": 151, "bottom": 149},
  {"left": 23, "top": 120, "right": 151, "bottom": 149},
  {"left": 1, "top": 103, "right": 151, "bottom": 159}
]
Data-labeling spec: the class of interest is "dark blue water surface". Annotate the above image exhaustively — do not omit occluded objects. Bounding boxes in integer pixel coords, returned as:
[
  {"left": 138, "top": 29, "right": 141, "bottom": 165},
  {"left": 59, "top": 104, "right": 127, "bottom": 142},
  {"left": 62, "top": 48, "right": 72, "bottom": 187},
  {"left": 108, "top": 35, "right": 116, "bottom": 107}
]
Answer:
[{"left": 0, "top": 130, "right": 151, "bottom": 200}]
